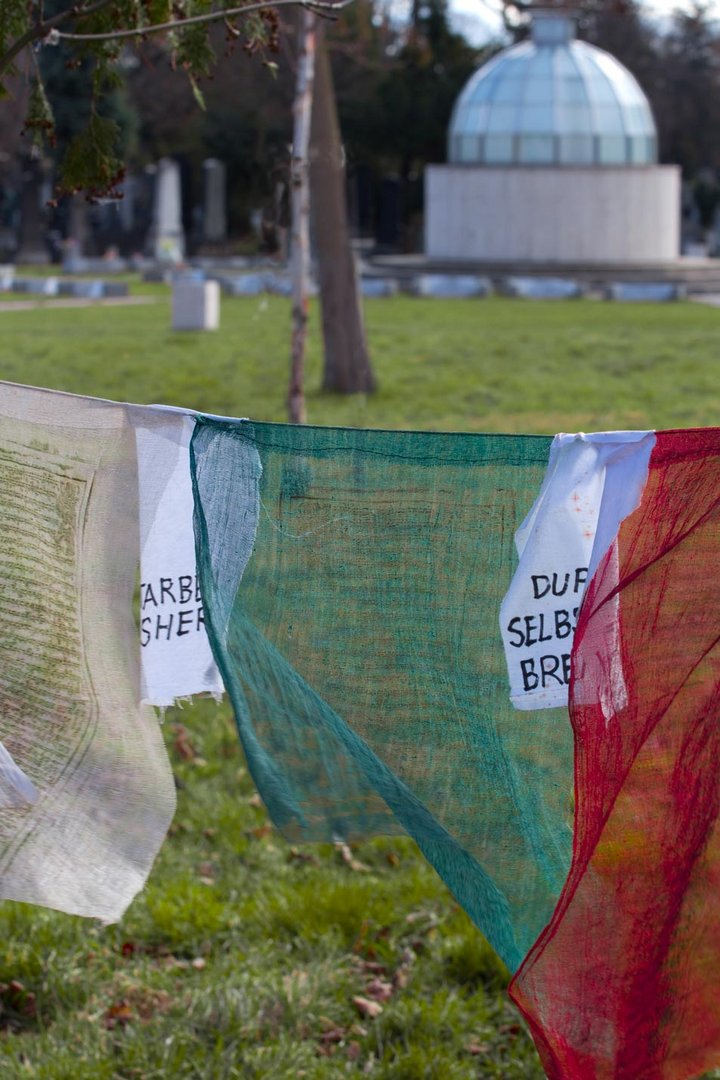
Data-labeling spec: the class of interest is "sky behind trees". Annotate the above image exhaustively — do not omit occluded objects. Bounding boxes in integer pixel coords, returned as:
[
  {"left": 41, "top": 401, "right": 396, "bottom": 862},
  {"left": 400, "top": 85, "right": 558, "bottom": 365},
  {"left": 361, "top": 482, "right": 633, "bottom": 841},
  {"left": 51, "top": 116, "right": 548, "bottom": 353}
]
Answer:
[{"left": 450, "top": 0, "right": 720, "bottom": 44}]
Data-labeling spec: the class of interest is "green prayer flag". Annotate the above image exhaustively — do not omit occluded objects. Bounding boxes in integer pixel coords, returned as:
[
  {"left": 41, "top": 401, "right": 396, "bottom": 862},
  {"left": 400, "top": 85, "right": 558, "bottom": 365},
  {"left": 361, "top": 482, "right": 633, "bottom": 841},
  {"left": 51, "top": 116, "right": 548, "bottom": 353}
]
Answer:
[{"left": 191, "top": 419, "right": 573, "bottom": 971}]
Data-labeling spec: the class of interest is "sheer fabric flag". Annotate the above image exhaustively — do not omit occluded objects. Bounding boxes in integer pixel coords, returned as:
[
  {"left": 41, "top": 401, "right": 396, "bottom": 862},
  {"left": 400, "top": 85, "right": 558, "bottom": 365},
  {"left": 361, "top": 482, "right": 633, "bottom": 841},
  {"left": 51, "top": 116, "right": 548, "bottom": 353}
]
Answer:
[
  {"left": 191, "top": 418, "right": 574, "bottom": 970},
  {"left": 0, "top": 382, "right": 175, "bottom": 921},
  {"left": 512, "top": 428, "right": 720, "bottom": 1079}
]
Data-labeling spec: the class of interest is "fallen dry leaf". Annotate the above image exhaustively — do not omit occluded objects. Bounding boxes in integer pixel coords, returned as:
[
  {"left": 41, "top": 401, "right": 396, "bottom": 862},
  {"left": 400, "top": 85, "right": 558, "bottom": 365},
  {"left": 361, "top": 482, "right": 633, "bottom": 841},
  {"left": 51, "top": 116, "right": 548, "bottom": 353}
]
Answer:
[
  {"left": 465, "top": 1040, "right": 490, "bottom": 1056},
  {"left": 287, "top": 847, "right": 319, "bottom": 866},
  {"left": 336, "top": 842, "right": 369, "bottom": 873},
  {"left": 171, "top": 724, "right": 196, "bottom": 761},
  {"left": 352, "top": 996, "right": 383, "bottom": 1019},
  {"left": 0, "top": 981, "right": 37, "bottom": 1022},
  {"left": 104, "top": 1000, "right": 133, "bottom": 1029},
  {"left": 132, "top": 989, "right": 172, "bottom": 1022},
  {"left": 318, "top": 1026, "right": 345, "bottom": 1045},
  {"left": 364, "top": 978, "right": 393, "bottom": 1003},
  {"left": 351, "top": 920, "right": 370, "bottom": 954},
  {"left": 359, "top": 960, "right": 386, "bottom": 975}
]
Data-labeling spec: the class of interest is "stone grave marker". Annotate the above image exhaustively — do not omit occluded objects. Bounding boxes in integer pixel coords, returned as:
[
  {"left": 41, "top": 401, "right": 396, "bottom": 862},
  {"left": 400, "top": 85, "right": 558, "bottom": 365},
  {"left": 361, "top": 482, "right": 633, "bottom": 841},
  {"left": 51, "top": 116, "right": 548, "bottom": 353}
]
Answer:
[
  {"left": 414, "top": 274, "right": 492, "bottom": 299},
  {"left": 606, "top": 282, "right": 683, "bottom": 302},
  {"left": 502, "top": 277, "right": 583, "bottom": 299},
  {"left": 148, "top": 159, "right": 185, "bottom": 264},
  {"left": 172, "top": 278, "right": 220, "bottom": 330},
  {"left": 203, "top": 160, "right": 227, "bottom": 244}
]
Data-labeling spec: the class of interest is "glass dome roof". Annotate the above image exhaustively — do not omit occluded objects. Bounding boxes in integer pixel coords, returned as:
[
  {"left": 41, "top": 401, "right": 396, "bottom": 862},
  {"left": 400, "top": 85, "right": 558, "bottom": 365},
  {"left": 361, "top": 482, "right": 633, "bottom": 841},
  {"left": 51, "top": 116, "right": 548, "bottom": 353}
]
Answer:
[{"left": 448, "top": 12, "right": 657, "bottom": 166}]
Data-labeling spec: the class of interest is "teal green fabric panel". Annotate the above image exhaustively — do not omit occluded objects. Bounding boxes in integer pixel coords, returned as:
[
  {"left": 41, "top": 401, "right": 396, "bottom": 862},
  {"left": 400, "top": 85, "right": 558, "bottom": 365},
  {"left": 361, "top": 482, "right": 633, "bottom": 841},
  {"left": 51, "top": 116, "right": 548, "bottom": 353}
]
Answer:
[{"left": 191, "top": 419, "right": 573, "bottom": 971}]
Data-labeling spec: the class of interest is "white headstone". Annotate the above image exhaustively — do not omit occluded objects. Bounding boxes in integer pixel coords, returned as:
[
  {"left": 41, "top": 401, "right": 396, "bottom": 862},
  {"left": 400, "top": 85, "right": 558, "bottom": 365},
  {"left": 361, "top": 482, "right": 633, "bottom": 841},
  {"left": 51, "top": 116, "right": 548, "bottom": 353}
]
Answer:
[
  {"left": 149, "top": 158, "right": 185, "bottom": 264},
  {"left": 172, "top": 279, "right": 220, "bottom": 331}
]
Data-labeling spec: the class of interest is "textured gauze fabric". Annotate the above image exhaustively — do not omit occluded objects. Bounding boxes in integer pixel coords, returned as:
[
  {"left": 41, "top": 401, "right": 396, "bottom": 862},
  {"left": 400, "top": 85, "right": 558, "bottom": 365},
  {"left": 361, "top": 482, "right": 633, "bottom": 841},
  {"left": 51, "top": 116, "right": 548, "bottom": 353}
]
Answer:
[
  {"left": 0, "top": 381, "right": 176, "bottom": 921},
  {"left": 512, "top": 428, "right": 720, "bottom": 1079},
  {"left": 190, "top": 417, "right": 574, "bottom": 971}
]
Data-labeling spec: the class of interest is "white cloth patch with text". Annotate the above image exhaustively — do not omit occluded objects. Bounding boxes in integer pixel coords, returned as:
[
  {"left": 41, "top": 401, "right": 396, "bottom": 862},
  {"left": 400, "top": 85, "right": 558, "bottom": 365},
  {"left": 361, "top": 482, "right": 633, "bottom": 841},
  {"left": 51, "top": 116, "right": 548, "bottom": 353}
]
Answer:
[
  {"left": 133, "top": 410, "right": 224, "bottom": 707},
  {"left": 500, "top": 430, "right": 655, "bottom": 711}
]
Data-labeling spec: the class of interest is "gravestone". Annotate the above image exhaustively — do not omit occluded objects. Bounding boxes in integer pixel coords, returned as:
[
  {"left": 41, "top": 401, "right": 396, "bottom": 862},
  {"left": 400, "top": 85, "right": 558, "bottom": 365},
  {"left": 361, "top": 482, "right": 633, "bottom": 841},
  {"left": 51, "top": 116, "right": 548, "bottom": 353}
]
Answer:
[
  {"left": 361, "top": 277, "right": 398, "bottom": 298},
  {"left": 606, "top": 282, "right": 683, "bottom": 303},
  {"left": 57, "top": 279, "right": 104, "bottom": 299},
  {"left": 220, "top": 274, "right": 267, "bottom": 296},
  {"left": 502, "top": 277, "right": 583, "bottom": 300},
  {"left": 203, "top": 160, "right": 227, "bottom": 244},
  {"left": 102, "top": 281, "right": 130, "bottom": 298},
  {"left": 118, "top": 174, "right": 137, "bottom": 234},
  {"left": 12, "top": 277, "right": 59, "bottom": 296},
  {"left": 12, "top": 278, "right": 59, "bottom": 295},
  {"left": 66, "top": 196, "right": 89, "bottom": 266},
  {"left": 264, "top": 272, "right": 293, "bottom": 297},
  {"left": 172, "top": 279, "right": 220, "bottom": 330},
  {"left": 414, "top": 274, "right": 492, "bottom": 299},
  {"left": 683, "top": 241, "right": 709, "bottom": 257},
  {"left": 16, "top": 157, "right": 49, "bottom": 266},
  {"left": 148, "top": 159, "right": 185, "bottom": 264},
  {"left": 376, "top": 177, "right": 400, "bottom": 249}
]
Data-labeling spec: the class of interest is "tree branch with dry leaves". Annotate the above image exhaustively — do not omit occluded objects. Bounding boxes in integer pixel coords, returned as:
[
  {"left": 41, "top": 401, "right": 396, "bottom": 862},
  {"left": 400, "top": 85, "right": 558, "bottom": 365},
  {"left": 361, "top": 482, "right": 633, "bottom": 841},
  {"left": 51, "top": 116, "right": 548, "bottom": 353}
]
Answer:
[{"left": 0, "top": 0, "right": 350, "bottom": 199}]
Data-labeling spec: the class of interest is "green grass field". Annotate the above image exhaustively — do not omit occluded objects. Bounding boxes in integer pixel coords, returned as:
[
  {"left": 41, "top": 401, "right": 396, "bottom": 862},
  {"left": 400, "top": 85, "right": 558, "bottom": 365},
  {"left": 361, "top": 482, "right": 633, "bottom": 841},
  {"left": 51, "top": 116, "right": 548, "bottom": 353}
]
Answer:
[{"left": 0, "top": 286, "right": 719, "bottom": 1079}]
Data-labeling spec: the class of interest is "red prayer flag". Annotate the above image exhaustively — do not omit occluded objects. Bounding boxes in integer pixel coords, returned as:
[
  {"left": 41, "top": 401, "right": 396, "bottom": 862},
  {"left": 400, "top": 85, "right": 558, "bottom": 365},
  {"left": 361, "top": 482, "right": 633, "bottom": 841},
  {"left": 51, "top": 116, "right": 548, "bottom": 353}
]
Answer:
[{"left": 512, "top": 428, "right": 720, "bottom": 1080}]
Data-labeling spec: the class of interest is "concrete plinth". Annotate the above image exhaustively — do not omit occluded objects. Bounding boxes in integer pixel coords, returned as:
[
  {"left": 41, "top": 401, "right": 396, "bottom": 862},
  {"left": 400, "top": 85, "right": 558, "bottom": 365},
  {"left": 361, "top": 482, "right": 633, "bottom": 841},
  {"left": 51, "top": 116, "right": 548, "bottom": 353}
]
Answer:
[{"left": 425, "top": 165, "right": 681, "bottom": 264}]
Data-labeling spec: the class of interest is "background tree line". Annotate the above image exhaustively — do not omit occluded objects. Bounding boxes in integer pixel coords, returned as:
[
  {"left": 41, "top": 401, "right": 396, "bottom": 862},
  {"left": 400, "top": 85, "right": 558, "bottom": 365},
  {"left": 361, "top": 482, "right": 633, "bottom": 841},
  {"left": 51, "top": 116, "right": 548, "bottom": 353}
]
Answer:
[
  {"left": 116, "top": 0, "right": 720, "bottom": 243},
  {"left": 3, "top": 1, "right": 720, "bottom": 242}
]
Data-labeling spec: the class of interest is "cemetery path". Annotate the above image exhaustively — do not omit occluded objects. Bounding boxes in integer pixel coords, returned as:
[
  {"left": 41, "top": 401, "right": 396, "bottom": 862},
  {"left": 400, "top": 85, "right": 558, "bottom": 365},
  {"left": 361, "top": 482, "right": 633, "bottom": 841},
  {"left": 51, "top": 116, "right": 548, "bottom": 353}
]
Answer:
[{"left": 0, "top": 297, "right": 158, "bottom": 313}]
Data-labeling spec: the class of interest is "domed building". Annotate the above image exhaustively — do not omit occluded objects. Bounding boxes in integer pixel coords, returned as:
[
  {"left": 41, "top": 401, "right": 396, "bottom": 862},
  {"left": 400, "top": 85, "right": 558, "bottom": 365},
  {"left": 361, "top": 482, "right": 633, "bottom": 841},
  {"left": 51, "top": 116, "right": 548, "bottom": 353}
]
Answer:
[{"left": 425, "top": 9, "right": 680, "bottom": 263}]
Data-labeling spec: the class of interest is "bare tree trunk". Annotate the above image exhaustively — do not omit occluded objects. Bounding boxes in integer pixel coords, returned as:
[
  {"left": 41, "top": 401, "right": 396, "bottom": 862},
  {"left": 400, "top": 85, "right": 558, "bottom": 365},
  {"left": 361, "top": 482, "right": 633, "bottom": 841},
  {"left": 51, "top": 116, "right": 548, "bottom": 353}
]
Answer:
[
  {"left": 288, "top": 8, "right": 316, "bottom": 425},
  {"left": 311, "top": 32, "right": 376, "bottom": 395}
]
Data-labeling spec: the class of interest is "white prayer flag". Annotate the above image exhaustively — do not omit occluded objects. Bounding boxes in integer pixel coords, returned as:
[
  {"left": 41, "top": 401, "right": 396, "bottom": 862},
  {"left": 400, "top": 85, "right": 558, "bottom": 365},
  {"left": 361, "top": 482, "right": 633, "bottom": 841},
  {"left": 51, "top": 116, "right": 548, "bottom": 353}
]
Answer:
[
  {"left": 500, "top": 431, "right": 655, "bottom": 711},
  {"left": 131, "top": 409, "right": 224, "bottom": 707}
]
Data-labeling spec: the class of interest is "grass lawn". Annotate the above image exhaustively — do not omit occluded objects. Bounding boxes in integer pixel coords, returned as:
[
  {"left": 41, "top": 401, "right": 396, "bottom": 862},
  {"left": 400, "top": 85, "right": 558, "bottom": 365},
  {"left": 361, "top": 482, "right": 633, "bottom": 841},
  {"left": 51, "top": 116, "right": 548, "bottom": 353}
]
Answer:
[{"left": 0, "top": 287, "right": 719, "bottom": 1079}]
